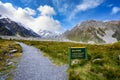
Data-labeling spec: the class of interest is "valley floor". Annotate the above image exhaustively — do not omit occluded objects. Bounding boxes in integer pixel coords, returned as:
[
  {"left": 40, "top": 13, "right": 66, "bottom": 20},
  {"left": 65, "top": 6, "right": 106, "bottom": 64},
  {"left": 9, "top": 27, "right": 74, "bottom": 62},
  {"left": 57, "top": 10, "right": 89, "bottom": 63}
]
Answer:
[{"left": 0, "top": 39, "right": 120, "bottom": 80}]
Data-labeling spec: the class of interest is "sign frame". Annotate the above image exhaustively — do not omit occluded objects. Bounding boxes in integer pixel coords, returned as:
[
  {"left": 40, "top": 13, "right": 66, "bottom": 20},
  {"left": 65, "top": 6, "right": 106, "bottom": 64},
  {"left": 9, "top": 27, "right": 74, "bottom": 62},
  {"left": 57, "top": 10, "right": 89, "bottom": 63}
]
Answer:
[{"left": 68, "top": 47, "right": 87, "bottom": 66}]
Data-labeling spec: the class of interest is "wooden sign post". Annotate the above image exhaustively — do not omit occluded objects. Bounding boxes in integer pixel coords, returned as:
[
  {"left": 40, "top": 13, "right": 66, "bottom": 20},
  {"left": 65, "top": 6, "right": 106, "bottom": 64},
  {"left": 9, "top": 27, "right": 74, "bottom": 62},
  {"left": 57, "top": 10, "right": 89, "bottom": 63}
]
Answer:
[{"left": 68, "top": 47, "right": 87, "bottom": 66}]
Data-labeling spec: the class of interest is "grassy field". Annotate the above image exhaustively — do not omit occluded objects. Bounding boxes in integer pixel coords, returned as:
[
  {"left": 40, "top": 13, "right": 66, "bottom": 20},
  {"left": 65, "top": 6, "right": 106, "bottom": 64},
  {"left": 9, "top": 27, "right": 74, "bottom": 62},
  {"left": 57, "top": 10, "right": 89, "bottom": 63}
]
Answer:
[
  {"left": 0, "top": 39, "right": 22, "bottom": 80},
  {"left": 19, "top": 40, "right": 120, "bottom": 80}
]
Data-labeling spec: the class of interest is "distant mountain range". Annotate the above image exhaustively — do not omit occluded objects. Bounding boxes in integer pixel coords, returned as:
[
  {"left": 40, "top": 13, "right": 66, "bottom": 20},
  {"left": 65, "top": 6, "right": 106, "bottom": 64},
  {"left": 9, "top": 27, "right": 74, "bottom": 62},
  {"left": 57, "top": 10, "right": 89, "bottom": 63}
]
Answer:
[
  {"left": 38, "top": 30, "right": 59, "bottom": 39},
  {"left": 1, "top": 14, "right": 120, "bottom": 43},
  {"left": 0, "top": 15, "right": 40, "bottom": 37},
  {"left": 63, "top": 20, "right": 120, "bottom": 43},
  {"left": 0, "top": 15, "right": 60, "bottom": 38}
]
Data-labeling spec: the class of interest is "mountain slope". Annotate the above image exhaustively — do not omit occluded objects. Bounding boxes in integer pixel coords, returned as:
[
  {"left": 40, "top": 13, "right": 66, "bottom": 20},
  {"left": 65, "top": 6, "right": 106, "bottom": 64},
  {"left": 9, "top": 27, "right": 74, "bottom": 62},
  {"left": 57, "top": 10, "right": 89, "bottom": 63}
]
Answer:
[
  {"left": 64, "top": 20, "right": 120, "bottom": 43},
  {"left": 0, "top": 15, "right": 40, "bottom": 37}
]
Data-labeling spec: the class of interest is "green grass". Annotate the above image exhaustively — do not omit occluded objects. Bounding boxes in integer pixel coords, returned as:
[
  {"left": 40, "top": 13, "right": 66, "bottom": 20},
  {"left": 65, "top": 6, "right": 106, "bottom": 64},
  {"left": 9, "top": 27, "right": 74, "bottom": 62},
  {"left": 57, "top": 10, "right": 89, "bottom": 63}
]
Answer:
[
  {"left": 18, "top": 40, "right": 120, "bottom": 80},
  {"left": 0, "top": 39, "right": 22, "bottom": 79},
  {"left": 19, "top": 40, "right": 81, "bottom": 65}
]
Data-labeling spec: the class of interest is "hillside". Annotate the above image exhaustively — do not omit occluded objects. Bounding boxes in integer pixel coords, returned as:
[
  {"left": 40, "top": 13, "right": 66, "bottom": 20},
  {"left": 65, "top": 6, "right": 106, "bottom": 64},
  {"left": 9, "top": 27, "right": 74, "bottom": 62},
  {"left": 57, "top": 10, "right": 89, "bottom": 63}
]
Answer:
[
  {"left": 64, "top": 20, "right": 120, "bottom": 43},
  {"left": 0, "top": 15, "right": 40, "bottom": 37}
]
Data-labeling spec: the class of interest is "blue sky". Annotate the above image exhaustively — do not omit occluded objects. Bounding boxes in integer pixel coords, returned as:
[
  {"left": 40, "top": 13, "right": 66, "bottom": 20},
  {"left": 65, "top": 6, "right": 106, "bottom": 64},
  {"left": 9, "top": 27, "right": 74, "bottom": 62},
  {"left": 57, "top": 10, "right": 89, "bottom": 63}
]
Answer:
[{"left": 0, "top": 0, "right": 120, "bottom": 33}]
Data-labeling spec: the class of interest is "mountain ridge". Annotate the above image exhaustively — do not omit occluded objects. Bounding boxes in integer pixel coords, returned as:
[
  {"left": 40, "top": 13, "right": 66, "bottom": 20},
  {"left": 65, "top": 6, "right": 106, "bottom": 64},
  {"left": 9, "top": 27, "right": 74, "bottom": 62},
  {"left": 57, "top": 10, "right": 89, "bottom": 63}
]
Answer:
[
  {"left": 63, "top": 20, "right": 120, "bottom": 43},
  {"left": 1, "top": 15, "right": 120, "bottom": 43},
  {"left": 0, "top": 15, "right": 40, "bottom": 37}
]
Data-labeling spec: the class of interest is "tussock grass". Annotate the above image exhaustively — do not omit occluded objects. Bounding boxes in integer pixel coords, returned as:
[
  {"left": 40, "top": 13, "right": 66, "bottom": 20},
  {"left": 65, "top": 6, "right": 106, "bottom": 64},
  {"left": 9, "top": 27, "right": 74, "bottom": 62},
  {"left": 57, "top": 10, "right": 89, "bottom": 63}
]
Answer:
[
  {"left": 19, "top": 40, "right": 85, "bottom": 65},
  {"left": 0, "top": 39, "right": 22, "bottom": 79},
  {"left": 19, "top": 40, "right": 120, "bottom": 80}
]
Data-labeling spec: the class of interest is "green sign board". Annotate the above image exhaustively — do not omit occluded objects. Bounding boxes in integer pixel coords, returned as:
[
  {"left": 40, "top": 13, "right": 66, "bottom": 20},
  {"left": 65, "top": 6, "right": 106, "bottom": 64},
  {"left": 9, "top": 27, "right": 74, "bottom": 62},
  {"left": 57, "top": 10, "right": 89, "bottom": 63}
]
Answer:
[{"left": 69, "top": 47, "right": 87, "bottom": 66}]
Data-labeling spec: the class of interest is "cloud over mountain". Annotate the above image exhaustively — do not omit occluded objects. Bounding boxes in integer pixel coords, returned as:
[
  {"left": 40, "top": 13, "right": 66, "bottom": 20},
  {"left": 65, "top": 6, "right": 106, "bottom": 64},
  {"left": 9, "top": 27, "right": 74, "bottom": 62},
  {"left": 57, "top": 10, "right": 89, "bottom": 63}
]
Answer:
[
  {"left": 0, "top": 1, "right": 62, "bottom": 33},
  {"left": 0, "top": 0, "right": 120, "bottom": 33}
]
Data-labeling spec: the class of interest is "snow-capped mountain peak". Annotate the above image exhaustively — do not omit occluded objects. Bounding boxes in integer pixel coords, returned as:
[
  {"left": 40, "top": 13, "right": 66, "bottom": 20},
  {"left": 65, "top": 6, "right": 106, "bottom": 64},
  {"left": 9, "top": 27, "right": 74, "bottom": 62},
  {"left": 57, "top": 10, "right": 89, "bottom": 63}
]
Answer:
[
  {"left": 0, "top": 15, "right": 7, "bottom": 19},
  {"left": 38, "top": 30, "right": 60, "bottom": 38}
]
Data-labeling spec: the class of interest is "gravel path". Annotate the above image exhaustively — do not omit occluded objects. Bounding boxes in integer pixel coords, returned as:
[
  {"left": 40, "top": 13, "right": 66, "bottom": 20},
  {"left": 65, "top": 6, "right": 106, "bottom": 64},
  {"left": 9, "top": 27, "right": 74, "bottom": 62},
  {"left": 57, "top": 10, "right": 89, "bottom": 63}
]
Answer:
[{"left": 14, "top": 43, "right": 68, "bottom": 80}]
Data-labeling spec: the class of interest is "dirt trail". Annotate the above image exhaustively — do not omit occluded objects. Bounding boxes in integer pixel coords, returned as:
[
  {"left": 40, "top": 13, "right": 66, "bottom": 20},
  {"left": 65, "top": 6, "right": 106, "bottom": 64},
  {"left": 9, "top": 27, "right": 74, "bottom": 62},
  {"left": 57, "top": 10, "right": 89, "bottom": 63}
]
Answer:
[{"left": 14, "top": 43, "right": 68, "bottom": 80}]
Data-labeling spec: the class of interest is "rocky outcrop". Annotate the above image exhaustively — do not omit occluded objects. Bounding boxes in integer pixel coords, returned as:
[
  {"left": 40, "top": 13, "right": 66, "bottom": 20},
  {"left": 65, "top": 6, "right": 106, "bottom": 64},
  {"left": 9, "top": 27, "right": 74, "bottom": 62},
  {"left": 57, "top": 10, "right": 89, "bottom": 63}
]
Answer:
[{"left": 64, "top": 20, "right": 120, "bottom": 43}]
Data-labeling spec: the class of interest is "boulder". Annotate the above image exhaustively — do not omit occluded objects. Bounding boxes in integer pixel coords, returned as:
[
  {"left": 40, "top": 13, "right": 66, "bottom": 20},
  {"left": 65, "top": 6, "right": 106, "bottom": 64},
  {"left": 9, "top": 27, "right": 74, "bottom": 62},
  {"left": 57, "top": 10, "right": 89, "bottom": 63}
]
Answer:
[
  {"left": 119, "top": 55, "right": 120, "bottom": 60},
  {"left": 9, "top": 49, "right": 17, "bottom": 54},
  {"left": 7, "top": 62, "right": 13, "bottom": 66},
  {"left": 6, "top": 59, "right": 13, "bottom": 66},
  {"left": 92, "top": 58, "right": 101, "bottom": 62}
]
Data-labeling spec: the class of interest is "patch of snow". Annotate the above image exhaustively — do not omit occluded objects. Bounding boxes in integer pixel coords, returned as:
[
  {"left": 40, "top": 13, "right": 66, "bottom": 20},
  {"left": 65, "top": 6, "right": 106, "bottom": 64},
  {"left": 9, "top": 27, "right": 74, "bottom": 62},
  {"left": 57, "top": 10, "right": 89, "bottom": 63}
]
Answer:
[
  {"left": 38, "top": 30, "right": 59, "bottom": 38},
  {"left": 5, "top": 18, "right": 11, "bottom": 23},
  {"left": 0, "top": 15, "right": 7, "bottom": 19},
  {"left": 5, "top": 26, "right": 10, "bottom": 30},
  {"left": 17, "top": 22, "right": 32, "bottom": 31},
  {"left": 97, "top": 30, "right": 117, "bottom": 43}
]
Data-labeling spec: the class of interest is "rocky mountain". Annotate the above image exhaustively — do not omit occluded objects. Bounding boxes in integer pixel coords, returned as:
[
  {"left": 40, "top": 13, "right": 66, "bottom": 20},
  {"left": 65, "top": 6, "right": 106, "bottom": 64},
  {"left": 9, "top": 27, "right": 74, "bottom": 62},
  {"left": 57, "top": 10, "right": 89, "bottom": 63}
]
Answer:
[
  {"left": 0, "top": 15, "right": 40, "bottom": 37},
  {"left": 64, "top": 20, "right": 120, "bottom": 43}
]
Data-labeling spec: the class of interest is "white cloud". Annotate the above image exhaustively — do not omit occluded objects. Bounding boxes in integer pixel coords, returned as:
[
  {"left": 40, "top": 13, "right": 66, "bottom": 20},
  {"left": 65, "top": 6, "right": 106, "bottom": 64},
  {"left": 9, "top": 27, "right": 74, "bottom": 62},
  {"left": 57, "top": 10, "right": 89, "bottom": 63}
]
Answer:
[
  {"left": 76, "top": 0, "right": 103, "bottom": 11},
  {"left": 52, "top": 0, "right": 70, "bottom": 14},
  {"left": 34, "top": 16, "right": 61, "bottom": 31},
  {"left": 59, "top": 3, "right": 69, "bottom": 13},
  {"left": 111, "top": 7, "right": 120, "bottom": 14},
  {"left": 0, "top": 1, "right": 62, "bottom": 33},
  {"left": 24, "top": 7, "right": 36, "bottom": 16},
  {"left": 69, "top": 0, "right": 104, "bottom": 20},
  {"left": 37, "top": 5, "right": 56, "bottom": 16}
]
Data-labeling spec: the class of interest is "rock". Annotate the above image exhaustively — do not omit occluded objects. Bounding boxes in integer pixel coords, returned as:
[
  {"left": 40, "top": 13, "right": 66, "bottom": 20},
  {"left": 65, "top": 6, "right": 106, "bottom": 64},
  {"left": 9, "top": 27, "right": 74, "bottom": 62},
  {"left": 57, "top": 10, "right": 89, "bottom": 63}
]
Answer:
[
  {"left": 92, "top": 58, "right": 101, "bottom": 62},
  {"left": 6, "top": 59, "right": 14, "bottom": 66},
  {"left": 9, "top": 49, "right": 17, "bottom": 54},
  {"left": 7, "top": 62, "right": 13, "bottom": 66},
  {"left": 119, "top": 55, "right": 120, "bottom": 60},
  {"left": 6, "top": 59, "right": 10, "bottom": 63},
  {"left": 6, "top": 49, "right": 18, "bottom": 56},
  {"left": 0, "top": 57, "right": 3, "bottom": 60},
  {"left": 71, "top": 60, "right": 80, "bottom": 65}
]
